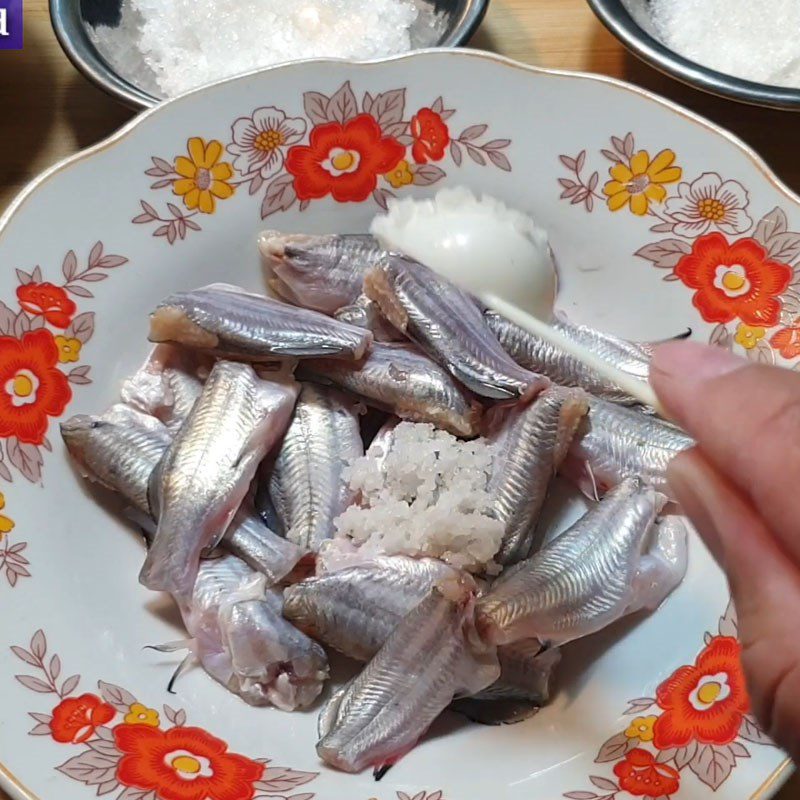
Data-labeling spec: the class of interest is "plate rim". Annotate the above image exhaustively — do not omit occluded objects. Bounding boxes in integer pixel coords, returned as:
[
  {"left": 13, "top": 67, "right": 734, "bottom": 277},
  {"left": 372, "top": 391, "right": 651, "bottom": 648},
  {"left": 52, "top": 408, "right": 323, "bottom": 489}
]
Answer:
[{"left": 0, "top": 47, "right": 793, "bottom": 800}]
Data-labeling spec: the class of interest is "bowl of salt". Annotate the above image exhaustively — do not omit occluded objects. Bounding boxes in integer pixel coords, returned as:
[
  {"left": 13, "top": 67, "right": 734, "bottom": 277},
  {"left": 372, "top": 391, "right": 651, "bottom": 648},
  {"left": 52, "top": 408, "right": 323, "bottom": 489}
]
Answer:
[
  {"left": 586, "top": 0, "right": 800, "bottom": 110},
  {"left": 51, "top": 0, "right": 489, "bottom": 109}
]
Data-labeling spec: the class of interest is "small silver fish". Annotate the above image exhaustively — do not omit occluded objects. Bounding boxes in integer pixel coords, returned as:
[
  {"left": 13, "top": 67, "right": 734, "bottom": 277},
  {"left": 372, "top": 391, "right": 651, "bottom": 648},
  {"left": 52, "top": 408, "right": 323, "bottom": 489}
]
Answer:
[
  {"left": 364, "top": 254, "right": 547, "bottom": 401},
  {"left": 140, "top": 361, "right": 299, "bottom": 597},
  {"left": 61, "top": 405, "right": 172, "bottom": 516},
  {"left": 176, "top": 553, "right": 328, "bottom": 709},
  {"left": 562, "top": 396, "right": 694, "bottom": 499},
  {"left": 121, "top": 344, "right": 206, "bottom": 433},
  {"left": 316, "top": 577, "right": 499, "bottom": 773},
  {"left": 269, "top": 383, "right": 363, "bottom": 551},
  {"left": 483, "top": 309, "right": 656, "bottom": 406},
  {"left": 487, "top": 386, "right": 589, "bottom": 565},
  {"left": 334, "top": 294, "right": 404, "bottom": 342},
  {"left": 283, "top": 556, "right": 457, "bottom": 660},
  {"left": 149, "top": 283, "right": 372, "bottom": 362},
  {"left": 259, "top": 232, "right": 385, "bottom": 313},
  {"left": 476, "top": 477, "right": 687, "bottom": 647},
  {"left": 61, "top": 405, "right": 305, "bottom": 586},
  {"left": 300, "top": 342, "right": 482, "bottom": 437}
]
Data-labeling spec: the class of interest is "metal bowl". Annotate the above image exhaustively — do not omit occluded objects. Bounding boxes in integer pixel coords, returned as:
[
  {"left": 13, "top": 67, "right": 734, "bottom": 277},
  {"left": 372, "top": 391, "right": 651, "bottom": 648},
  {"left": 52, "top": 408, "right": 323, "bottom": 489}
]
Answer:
[
  {"left": 50, "top": 0, "right": 489, "bottom": 109},
  {"left": 586, "top": 0, "right": 800, "bottom": 110}
]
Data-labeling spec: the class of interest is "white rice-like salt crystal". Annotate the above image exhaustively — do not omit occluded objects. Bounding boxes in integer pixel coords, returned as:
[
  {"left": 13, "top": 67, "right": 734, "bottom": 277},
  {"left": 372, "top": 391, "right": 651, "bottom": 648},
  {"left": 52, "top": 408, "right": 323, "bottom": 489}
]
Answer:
[
  {"left": 651, "top": 0, "right": 800, "bottom": 88},
  {"left": 88, "top": 0, "right": 420, "bottom": 99},
  {"left": 330, "top": 422, "right": 504, "bottom": 573}
]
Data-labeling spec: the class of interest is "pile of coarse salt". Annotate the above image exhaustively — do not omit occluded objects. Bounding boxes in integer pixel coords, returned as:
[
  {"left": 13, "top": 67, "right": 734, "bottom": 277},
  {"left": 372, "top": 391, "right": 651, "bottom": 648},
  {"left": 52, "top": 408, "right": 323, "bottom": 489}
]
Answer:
[
  {"left": 325, "top": 422, "right": 504, "bottom": 574},
  {"left": 651, "top": 0, "right": 800, "bottom": 88},
  {"left": 89, "top": 0, "right": 423, "bottom": 99}
]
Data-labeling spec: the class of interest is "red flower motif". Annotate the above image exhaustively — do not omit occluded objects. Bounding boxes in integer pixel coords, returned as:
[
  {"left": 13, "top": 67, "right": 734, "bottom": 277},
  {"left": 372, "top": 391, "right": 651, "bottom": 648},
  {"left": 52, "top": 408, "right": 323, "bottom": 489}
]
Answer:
[
  {"left": 114, "top": 724, "right": 264, "bottom": 800},
  {"left": 674, "top": 232, "right": 791, "bottom": 326},
  {"left": 613, "top": 748, "right": 680, "bottom": 797},
  {"left": 411, "top": 108, "right": 450, "bottom": 164},
  {"left": 0, "top": 329, "right": 72, "bottom": 445},
  {"left": 653, "top": 636, "right": 750, "bottom": 749},
  {"left": 16, "top": 282, "right": 76, "bottom": 329},
  {"left": 51, "top": 693, "right": 115, "bottom": 744},
  {"left": 285, "top": 114, "right": 405, "bottom": 203},
  {"left": 770, "top": 321, "right": 800, "bottom": 359}
]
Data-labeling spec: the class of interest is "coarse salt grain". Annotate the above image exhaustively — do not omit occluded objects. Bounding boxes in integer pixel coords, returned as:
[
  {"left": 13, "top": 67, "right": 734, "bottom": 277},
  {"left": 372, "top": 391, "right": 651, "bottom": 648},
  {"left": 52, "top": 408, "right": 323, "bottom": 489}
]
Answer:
[
  {"left": 89, "top": 0, "right": 424, "bottom": 99},
  {"left": 651, "top": 0, "right": 800, "bottom": 88},
  {"left": 325, "top": 421, "right": 505, "bottom": 574}
]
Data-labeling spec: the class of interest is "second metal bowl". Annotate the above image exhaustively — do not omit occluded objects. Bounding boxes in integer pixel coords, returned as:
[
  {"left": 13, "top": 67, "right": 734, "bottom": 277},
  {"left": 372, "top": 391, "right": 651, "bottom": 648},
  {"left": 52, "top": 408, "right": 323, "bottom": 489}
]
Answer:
[
  {"left": 51, "top": 0, "right": 490, "bottom": 110},
  {"left": 586, "top": 0, "right": 800, "bottom": 110}
]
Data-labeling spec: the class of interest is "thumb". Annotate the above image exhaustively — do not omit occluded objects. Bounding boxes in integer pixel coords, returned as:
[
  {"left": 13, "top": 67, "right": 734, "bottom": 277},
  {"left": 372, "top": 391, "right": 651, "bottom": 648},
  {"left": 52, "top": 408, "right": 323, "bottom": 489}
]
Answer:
[{"left": 669, "top": 449, "right": 800, "bottom": 759}]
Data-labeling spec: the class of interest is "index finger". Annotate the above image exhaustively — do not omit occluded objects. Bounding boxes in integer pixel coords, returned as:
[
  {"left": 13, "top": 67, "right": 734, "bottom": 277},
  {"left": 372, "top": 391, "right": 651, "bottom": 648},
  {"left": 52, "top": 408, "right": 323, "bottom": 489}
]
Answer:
[{"left": 651, "top": 340, "right": 800, "bottom": 565}]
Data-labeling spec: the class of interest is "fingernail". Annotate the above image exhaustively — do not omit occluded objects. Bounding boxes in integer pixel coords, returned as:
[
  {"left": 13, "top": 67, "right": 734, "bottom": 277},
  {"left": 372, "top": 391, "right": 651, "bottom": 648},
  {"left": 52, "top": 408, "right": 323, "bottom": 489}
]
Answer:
[{"left": 650, "top": 341, "right": 747, "bottom": 420}]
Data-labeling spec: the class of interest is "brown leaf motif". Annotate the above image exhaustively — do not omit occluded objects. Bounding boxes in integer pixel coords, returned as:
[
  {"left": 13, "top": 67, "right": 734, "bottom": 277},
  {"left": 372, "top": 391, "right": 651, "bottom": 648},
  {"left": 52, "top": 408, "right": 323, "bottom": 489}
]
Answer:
[
  {"left": 753, "top": 206, "right": 788, "bottom": 246},
  {"left": 56, "top": 749, "right": 121, "bottom": 788},
  {"left": 689, "top": 743, "right": 736, "bottom": 790},
  {"left": 97, "top": 680, "right": 138, "bottom": 713},
  {"left": 738, "top": 714, "right": 773, "bottom": 745},
  {"left": 595, "top": 730, "right": 637, "bottom": 763},
  {"left": 262, "top": 174, "right": 297, "bottom": 220},
  {"left": 303, "top": 91, "right": 331, "bottom": 126},
  {"left": 255, "top": 766, "right": 318, "bottom": 793},
  {"left": 7, "top": 437, "right": 43, "bottom": 484},
  {"left": 327, "top": 81, "right": 359, "bottom": 125},
  {"left": 65, "top": 312, "right": 95, "bottom": 344},
  {"left": 718, "top": 598, "right": 738, "bottom": 637},
  {"left": 412, "top": 165, "right": 446, "bottom": 187},
  {"left": 622, "top": 697, "right": 657, "bottom": 716},
  {"left": 371, "top": 88, "right": 406, "bottom": 131},
  {"left": 634, "top": 239, "right": 692, "bottom": 270}
]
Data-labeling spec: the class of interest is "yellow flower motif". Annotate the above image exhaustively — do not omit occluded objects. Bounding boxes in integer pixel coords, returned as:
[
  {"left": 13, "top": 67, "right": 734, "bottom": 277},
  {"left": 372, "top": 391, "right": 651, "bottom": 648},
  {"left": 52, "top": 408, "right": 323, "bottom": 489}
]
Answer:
[
  {"left": 603, "top": 149, "right": 682, "bottom": 216},
  {"left": 0, "top": 492, "right": 14, "bottom": 540},
  {"left": 54, "top": 336, "right": 82, "bottom": 364},
  {"left": 735, "top": 323, "right": 766, "bottom": 350},
  {"left": 173, "top": 137, "right": 235, "bottom": 214},
  {"left": 124, "top": 703, "right": 160, "bottom": 727},
  {"left": 385, "top": 160, "right": 414, "bottom": 189},
  {"left": 624, "top": 714, "right": 658, "bottom": 742}
]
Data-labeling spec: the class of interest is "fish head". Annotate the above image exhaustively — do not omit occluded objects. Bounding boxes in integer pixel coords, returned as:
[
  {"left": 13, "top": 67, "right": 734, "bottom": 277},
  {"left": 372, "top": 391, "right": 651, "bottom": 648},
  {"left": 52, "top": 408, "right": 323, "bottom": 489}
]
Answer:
[
  {"left": 259, "top": 231, "right": 362, "bottom": 313},
  {"left": 60, "top": 414, "right": 104, "bottom": 468}
]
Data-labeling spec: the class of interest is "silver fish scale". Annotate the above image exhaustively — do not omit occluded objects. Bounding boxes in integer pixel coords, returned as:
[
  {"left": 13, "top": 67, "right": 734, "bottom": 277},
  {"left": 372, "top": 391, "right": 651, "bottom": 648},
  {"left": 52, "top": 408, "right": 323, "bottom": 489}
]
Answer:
[
  {"left": 269, "top": 383, "right": 363, "bottom": 551},
  {"left": 151, "top": 285, "right": 371, "bottom": 361},
  {"left": 477, "top": 477, "right": 664, "bottom": 646},
  {"left": 264, "top": 233, "right": 385, "bottom": 314},
  {"left": 283, "top": 556, "right": 455, "bottom": 660},
  {"left": 569, "top": 397, "right": 693, "bottom": 494},
  {"left": 301, "top": 342, "right": 481, "bottom": 437},
  {"left": 484, "top": 309, "right": 651, "bottom": 405},
  {"left": 317, "top": 587, "right": 498, "bottom": 772},
  {"left": 488, "top": 387, "right": 588, "bottom": 565},
  {"left": 365, "top": 256, "right": 545, "bottom": 401},
  {"left": 140, "top": 361, "right": 297, "bottom": 596}
]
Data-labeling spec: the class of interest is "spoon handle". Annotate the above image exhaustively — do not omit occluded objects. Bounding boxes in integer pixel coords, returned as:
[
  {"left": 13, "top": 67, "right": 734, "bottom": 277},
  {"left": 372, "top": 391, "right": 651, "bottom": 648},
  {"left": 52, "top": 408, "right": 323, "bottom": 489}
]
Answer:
[{"left": 481, "top": 293, "right": 666, "bottom": 416}]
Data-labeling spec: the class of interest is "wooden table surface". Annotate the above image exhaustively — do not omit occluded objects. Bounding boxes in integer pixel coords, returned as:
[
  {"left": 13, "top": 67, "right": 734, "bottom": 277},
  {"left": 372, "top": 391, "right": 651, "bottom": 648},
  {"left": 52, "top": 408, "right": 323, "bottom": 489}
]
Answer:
[{"left": 0, "top": 1, "right": 796, "bottom": 798}]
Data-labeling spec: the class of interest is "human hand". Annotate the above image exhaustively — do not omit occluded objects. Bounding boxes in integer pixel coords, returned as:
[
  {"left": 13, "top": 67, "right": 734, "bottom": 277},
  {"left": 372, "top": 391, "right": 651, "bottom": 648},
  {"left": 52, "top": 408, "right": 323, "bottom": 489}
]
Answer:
[{"left": 651, "top": 340, "right": 800, "bottom": 761}]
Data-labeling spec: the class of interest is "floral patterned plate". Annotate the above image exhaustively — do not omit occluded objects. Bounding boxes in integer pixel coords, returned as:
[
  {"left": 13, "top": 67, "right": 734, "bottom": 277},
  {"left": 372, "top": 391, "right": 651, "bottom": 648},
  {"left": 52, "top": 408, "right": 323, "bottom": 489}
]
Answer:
[{"left": 0, "top": 50, "right": 793, "bottom": 800}]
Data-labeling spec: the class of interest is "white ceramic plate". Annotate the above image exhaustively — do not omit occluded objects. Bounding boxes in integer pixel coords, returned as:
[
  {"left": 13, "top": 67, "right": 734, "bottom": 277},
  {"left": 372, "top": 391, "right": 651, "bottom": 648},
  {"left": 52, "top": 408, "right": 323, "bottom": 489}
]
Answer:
[{"left": 0, "top": 50, "right": 792, "bottom": 800}]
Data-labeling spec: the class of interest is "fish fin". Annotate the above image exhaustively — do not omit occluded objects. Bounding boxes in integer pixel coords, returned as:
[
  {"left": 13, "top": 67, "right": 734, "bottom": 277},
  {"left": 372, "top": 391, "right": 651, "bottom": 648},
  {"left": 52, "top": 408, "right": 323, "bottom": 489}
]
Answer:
[
  {"left": 373, "top": 764, "right": 393, "bottom": 781},
  {"left": 450, "top": 697, "right": 541, "bottom": 725},
  {"left": 143, "top": 639, "right": 196, "bottom": 653},
  {"left": 634, "top": 327, "right": 692, "bottom": 357},
  {"left": 586, "top": 461, "right": 600, "bottom": 502},
  {"left": 167, "top": 653, "right": 196, "bottom": 694}
]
